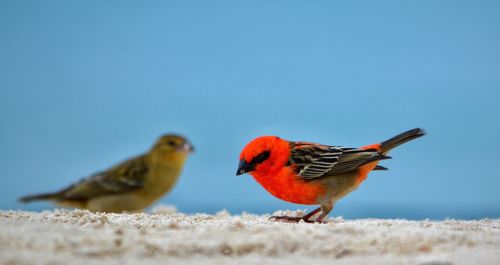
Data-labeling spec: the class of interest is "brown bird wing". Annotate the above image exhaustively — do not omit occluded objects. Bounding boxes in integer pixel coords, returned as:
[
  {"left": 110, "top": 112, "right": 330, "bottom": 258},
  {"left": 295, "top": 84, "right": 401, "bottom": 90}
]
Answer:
[
  {"left": 290, "top": 142, "right": 388, "bottom": 180},
  {"left": 60, "top": 155, "right": 149, "bottom": 201}
]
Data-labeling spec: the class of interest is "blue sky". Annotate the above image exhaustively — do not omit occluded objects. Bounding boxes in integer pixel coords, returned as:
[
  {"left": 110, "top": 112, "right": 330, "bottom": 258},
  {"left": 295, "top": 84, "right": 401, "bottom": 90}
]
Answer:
[{"left": 1, "top": 1, "right": 499, "bottom": 219}]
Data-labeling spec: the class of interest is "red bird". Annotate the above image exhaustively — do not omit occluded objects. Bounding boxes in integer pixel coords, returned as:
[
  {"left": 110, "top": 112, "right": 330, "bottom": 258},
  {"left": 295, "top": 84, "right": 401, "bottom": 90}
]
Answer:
[{"left": 236, "top": 128, "right": 425, "bottom": 223}]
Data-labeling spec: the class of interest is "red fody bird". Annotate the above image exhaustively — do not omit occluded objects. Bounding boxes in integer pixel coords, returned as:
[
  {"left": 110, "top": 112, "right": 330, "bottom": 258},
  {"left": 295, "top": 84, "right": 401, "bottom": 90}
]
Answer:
[{"left": 236, "top": 128, "right": 425, "bottom": 223}]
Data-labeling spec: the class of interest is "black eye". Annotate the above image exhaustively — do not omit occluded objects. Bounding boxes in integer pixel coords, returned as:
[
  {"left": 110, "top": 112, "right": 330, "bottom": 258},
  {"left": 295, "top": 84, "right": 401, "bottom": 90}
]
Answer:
[
  {"left": 167, "top": 140, "right": 176, "bottom": 146},
  {"left": 252, "top": 151, "right": 270, "bottom": 164}
]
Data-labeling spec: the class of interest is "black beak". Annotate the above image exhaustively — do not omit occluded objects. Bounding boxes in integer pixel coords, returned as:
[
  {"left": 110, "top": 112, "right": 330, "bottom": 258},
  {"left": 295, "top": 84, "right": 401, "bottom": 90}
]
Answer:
[{"left": 236, "top": 159, "right": 254, "bottom": 176}]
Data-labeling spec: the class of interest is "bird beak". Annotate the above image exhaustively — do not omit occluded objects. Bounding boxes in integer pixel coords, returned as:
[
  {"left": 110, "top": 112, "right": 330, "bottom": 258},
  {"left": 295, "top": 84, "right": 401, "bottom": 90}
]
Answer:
[
  {"left": 236, "top": 159, "right": 254, "bottom": 176},
  {"left": 179, "top": 142, "right": 195, "bottom": 153}
]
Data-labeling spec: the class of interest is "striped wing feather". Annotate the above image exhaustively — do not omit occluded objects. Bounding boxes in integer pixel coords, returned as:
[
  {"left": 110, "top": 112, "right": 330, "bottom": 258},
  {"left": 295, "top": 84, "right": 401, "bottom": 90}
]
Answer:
[
  {"left": 62, "top": 155, "right": 149, "bottom": 200},
  {"left": 290, "top": 142, "right": 385, "bottom": 180}
]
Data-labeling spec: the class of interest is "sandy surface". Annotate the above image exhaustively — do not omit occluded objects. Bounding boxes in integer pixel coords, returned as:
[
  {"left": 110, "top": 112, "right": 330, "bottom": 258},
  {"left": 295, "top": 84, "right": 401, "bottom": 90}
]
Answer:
[{"left": 1, "top": 206, "right": 499, "bottom": 265}]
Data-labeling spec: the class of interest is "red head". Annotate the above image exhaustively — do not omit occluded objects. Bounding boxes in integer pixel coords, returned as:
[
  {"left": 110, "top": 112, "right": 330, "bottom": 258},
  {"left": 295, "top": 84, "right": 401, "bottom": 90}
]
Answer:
[{"left": 236, "top": 136, "right": 291, "bottom": 176}]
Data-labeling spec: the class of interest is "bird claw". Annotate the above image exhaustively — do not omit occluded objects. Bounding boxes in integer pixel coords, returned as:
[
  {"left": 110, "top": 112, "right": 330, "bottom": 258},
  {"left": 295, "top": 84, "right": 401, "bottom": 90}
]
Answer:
[{"left": 268, "top": 215, "right": 319, "bottom": 223}]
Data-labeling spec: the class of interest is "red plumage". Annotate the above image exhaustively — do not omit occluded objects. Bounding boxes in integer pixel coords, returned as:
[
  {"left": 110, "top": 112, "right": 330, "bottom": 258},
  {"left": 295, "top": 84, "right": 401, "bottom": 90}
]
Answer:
[{"left": 237, "top": 128, "right": 425, "bottom": 223}]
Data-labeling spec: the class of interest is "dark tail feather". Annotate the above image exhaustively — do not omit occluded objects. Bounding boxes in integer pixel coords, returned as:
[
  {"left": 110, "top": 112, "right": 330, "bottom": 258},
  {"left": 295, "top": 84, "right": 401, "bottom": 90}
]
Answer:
[
  {"left": 19, "top": 192, "right": 61, "bottom": 203},
  {"left": 380, "top": 128, "right": 426, "bottom": 153},
  {"left": 374, "top": 165, "right": 388, "bottom": 170}
]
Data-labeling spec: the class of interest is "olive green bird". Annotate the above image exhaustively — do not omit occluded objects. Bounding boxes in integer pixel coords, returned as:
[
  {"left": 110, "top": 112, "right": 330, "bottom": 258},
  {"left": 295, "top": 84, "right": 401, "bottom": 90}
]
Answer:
[{"left": 19, "top": 134, "right": 194, "bottom": 213}]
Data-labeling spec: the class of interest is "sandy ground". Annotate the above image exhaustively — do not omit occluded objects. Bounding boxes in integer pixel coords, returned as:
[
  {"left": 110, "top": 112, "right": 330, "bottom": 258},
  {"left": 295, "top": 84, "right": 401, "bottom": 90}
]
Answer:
[{"left": 1, "top": 206, "right": 499, "bottom": 265}]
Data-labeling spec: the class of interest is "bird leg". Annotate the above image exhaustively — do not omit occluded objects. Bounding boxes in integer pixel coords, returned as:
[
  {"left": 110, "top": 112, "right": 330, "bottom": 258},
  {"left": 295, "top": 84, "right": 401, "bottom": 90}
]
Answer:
[
  {"left": 269, "top": 207, "right": 321, "bottom": 223},
  {"left": 314, "top": 204, "right": 333, "bottom": 223}
]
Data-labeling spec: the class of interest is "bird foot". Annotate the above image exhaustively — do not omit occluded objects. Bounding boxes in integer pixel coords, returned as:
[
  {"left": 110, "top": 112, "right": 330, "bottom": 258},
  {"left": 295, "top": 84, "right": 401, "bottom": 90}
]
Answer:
[{"left": 268, "top": 215, "right": 325, "bottom": 224}]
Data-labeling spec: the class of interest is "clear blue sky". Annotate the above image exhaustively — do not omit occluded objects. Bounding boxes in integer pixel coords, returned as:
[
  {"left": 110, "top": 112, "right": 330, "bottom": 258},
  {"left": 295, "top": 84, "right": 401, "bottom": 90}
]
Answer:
[{"left": 1, "top": 1, "right": 499, "bottom": 219}]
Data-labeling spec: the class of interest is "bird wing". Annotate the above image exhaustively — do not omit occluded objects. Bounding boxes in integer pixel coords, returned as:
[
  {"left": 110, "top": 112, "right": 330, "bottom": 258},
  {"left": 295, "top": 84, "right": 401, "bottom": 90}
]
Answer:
[
  {"left": 61, "top": 155, "right": 149, "bottom": 200},
  {"left": 290, "top": 142, "right": 388, "bottom": 180}
]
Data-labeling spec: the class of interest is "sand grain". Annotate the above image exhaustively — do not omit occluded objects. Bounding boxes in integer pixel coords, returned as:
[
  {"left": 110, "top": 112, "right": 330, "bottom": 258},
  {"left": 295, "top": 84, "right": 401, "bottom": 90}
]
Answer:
[{"left": 1, "top": 207, "right": 499, "bottom": 265}]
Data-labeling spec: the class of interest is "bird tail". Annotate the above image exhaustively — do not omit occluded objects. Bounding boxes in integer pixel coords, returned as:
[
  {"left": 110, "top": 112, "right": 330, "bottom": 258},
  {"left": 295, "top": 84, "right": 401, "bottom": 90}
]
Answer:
[
  {"left": 379, "top": 128, "right": 426, "bottom": 154},
  {"left": 19, "top": 192, "right": 62, "bottom": 203}
]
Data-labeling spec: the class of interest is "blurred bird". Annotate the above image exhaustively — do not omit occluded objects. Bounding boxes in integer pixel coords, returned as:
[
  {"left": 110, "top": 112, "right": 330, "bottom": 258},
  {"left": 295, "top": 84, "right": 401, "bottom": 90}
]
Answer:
[
  {"left": 19, "top": 134, "right": 194, "bottom": 213},
  {"left": 236, "top": 128, "right": 425, "bottom": 223}
]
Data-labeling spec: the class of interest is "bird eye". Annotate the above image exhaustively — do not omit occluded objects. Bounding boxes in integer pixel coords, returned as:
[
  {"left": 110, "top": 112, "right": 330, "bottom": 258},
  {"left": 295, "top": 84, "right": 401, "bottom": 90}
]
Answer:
[
  {"left": 167, "top": 140, "right": 176, "bottom": 146},
  {"left": 252, "top": 151, "right": 270, "bottom": 164}
]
